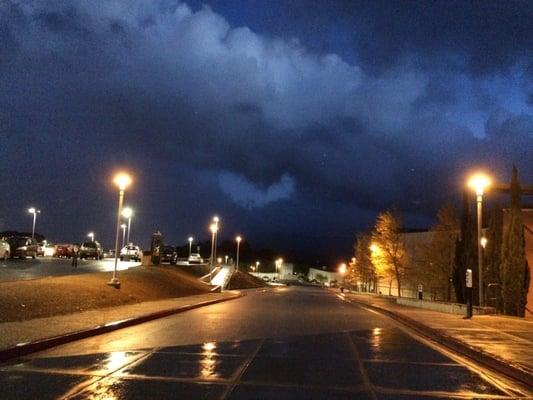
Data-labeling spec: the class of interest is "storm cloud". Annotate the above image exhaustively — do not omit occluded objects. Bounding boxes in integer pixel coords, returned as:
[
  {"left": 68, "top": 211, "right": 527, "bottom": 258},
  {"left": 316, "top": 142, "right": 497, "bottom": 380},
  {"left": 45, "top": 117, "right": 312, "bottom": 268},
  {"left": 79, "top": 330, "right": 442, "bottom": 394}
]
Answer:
[{"left": 1, "top": 0, "right": 532, "bottom": 263}]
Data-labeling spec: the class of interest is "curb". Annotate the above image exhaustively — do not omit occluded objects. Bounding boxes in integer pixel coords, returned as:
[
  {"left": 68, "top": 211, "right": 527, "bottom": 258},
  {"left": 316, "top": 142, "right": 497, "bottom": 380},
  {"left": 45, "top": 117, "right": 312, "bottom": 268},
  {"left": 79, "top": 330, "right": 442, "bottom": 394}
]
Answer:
[
  {"left": 344, "top": 295, "right": 533, "bottom": 391},
  {"left": 0, "top": 292, "right": 244, "bottom": 363}
]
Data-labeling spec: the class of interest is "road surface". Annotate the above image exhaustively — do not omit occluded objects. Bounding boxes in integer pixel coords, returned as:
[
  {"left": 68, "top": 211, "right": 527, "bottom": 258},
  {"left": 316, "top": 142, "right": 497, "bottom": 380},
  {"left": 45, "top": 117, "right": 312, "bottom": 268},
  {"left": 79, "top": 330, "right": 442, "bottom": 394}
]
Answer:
[
  {"left": 0, "top": 257, "right": 141, "bottom": 282},
  {"left": 0, "top": 287, "right": 529, "bottom": 399}
]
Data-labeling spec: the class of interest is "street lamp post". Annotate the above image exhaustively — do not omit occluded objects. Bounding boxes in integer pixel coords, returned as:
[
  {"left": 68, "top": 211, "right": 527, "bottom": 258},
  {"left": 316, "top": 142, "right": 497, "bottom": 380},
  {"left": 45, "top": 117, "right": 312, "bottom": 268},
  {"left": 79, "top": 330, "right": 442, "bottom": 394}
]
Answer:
[
  {"left": 188, "top": 236, "right": 193, "bottom": 257},
  {"left": 88, "top": 232, "right": 95, "bottom": 242},
  {"left": 121, "top": 224, "right": 127, "bottom": 249},
  {"left": 209, "top": 223, "right": 218, "bottom": 268},
  {"left": 28, "top": 208, "right": 40, "bottom": 239},
  {"left": 108, "top": 172, "right": 132, "bottom": 288},
  {"left": 235, "top": 236, "right": 242, "bottom": 271},
  {"left": 213, "top": 216, "right": 219, "bottom": 266},
  {"left": 468, "top": 172, "right": 491, "bottom": 306},
  {"left": 122, "top": 207, "right": 133, "bottom": 245}
]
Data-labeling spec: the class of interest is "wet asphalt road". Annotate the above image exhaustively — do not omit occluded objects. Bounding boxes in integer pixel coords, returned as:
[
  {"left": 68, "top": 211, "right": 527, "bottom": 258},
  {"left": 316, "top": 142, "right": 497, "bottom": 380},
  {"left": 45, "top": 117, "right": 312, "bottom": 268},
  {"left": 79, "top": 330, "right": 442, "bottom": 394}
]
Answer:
[
  {"left": 0, "top": 287, "right": 528, "bottom": 399},
  {"left": 0, "top": 257, "right": 141, "bottom": 282}
]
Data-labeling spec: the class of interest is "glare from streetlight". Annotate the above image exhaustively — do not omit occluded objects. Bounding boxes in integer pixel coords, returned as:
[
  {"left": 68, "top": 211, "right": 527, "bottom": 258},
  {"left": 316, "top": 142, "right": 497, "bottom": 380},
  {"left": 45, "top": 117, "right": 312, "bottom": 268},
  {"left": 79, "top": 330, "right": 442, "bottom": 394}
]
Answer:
[
  {"left": 480, "top": 237, "right": 488, "bottom": 249},
  {"left": 210, "top": 223, "right": 218, "bottom": 233},
  {"left": 467, "top": 172, "right": 491, "bottom": 196},
  {"left": 188, "top": 236, "right": 193, "bottom": 243},
  {"left": 236, "top": 235, "right": 242, "bottom": 243},
  {"left": 122, "top": 207, "right": 133, "bottom": 219},
  {"left": 120, "top": 224, "right": 127, "bottom": 229},
  {"left": 113, "top": 172, "right": 132, "bottom": 191},
  {"left": 213, "top": 215, "right": 219, "bottom": 223},
  {"left": 338, "top": 263, "right": 347, "bottom": 274},
  {"left": 370, "top": 243, "right": 379, "bottom": 253}
]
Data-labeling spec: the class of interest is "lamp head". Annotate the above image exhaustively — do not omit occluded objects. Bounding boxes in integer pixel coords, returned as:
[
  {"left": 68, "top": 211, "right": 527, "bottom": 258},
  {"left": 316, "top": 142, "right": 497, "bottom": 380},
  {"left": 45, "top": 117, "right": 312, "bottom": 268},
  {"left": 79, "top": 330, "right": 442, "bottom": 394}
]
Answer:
[
  {"left": 113, "top": 172, "right": 132, "bottom": 191},
  {"left": 122, "top": 207, "right": 133, "bottom": 219},
  {"left": 236, "top": 235, "right": 242, "bottom": 243},
  {"left": 467, "top": 172, "right": 491, "bottom": 196}
]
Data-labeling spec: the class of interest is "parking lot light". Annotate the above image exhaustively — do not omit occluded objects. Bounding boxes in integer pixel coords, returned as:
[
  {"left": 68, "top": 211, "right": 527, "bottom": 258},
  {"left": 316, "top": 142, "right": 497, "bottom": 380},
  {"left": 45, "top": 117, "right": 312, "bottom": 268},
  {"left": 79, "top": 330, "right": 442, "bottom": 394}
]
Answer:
[
  {"left": 28, "top": 208, "right": 41, "bottom": 239},
  {"left": 121, "top": 207, "right": 133, "bottom": 244},
  {"left": 109, "top": 172, "right": 132, "bottom": 288},
  {"left": 88, "top": 232, "right": 95, "bottom": 242},
  {"left": 188, "top": 236, "right": 193, "bottom": 257},
  {"left": 235, "top": 236, "right": 242, "bottom": 271}
]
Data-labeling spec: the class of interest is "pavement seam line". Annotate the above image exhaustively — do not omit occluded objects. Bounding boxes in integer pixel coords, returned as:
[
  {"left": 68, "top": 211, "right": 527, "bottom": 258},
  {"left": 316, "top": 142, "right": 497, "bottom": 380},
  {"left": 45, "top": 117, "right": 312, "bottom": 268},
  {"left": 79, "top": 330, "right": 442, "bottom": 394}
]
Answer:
[
  {"left": 218, "top": 338, "right": 265, "bottom": 400},
  {"left": 344, "top": 295, "right": 533, "bottom": 396},
  {"left": 344, "top": 332, "right": 378, "bottom": 400}
]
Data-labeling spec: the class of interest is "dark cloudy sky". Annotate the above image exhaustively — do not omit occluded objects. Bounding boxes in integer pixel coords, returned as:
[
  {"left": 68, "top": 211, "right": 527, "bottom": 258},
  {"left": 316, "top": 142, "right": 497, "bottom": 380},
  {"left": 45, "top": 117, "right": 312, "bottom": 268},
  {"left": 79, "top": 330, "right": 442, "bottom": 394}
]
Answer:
[{"left": 1, "top": 0, "right": 532, "bottom": 265}]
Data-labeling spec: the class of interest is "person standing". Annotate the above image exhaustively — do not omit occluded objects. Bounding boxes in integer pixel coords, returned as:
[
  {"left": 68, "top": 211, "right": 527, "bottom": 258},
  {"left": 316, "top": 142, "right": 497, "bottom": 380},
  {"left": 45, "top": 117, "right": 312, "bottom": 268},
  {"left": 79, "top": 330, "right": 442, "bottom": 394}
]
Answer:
[{"left": 71, "top": 244, "right": 79, "bottom": 268}]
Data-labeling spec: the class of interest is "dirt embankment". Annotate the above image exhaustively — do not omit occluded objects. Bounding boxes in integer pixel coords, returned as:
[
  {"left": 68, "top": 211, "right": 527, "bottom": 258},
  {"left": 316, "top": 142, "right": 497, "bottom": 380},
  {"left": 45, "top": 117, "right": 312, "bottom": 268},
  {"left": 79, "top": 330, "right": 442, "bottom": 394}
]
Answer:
[
  {"left": 0, "top": 266, "right": 212, "bottom": 323},
  {"left": 226, "top": 271, "right": 268, "bottom": 290}
]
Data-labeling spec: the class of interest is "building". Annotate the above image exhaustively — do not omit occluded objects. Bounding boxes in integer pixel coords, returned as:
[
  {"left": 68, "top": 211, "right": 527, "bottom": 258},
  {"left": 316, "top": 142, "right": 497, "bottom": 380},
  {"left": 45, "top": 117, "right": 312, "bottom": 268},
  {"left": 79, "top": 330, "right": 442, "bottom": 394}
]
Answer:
[{"left": 308, "top": 267, "right": 342, "bottom": 285}]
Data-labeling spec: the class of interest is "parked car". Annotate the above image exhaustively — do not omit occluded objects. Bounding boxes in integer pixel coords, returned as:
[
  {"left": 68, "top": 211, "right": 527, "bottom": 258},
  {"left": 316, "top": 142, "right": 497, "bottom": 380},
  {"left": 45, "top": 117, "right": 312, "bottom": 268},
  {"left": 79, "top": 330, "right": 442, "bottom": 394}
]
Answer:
[
  {"left": 120, "top": 244, "right": 141, "bottom": 261},
  {"left": 0, "top": 240, "right": 10, "bottom": 260},
  {"left": 55, "top": 244, "right": 74, "bottom": 258},
  {"left": 42, "top": 243, "right": 56, "bottom": 257},
  {"left": 160, "top": 246, "right": 177, "bottom": 264},
  {"left": 79, "top": 241, "right": 104, "bottom": 260},
  {"left": 7, "top": 236, "right": 38, "bottom": 259},
  {"left": 188, "top": 253, "right": 204, "bottom": 264}
]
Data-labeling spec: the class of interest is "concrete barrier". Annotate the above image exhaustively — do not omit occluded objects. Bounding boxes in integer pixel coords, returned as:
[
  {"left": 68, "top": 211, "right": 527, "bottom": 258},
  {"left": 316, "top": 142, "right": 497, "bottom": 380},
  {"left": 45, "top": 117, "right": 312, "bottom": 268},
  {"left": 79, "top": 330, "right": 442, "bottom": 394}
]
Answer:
[{"left": 396, "top": 297, "right": 496, "bottom": 315}]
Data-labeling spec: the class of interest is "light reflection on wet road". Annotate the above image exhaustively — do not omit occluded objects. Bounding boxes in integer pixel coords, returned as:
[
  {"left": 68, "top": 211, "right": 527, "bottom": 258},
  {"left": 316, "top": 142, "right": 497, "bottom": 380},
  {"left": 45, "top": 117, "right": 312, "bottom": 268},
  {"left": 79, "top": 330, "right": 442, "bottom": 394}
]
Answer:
[{"left": 0, "top": 287, "right": 529, "bottom": 399}]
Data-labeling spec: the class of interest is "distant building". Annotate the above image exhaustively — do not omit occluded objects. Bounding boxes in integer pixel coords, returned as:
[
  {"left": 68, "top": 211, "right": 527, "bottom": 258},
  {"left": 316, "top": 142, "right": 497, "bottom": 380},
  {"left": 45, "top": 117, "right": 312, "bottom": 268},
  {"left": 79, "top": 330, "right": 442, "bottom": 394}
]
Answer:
[{"left": 308, "top": 267, "right": 341, "bottom": 285}]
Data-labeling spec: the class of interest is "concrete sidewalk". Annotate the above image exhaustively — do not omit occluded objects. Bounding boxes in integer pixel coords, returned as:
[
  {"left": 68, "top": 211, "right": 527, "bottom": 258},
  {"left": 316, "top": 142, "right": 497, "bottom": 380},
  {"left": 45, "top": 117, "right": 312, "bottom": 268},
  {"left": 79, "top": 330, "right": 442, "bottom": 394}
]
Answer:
[
  {"left": 0, "top": 291, "right": 240, "bottom": 352},
  {"left": 342, "top": 291, "right": 533, "bottom": 386}
]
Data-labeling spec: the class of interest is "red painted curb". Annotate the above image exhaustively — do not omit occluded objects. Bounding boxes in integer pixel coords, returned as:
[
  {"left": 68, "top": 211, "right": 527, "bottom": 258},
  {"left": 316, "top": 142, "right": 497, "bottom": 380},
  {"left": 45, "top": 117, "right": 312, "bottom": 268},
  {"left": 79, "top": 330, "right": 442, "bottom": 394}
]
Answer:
[
  {"left": 0, "top": 293, "right": 244, "bottom": 363},
  {"left": 344, "top": 295, "right": 533, "bottom": 391}
]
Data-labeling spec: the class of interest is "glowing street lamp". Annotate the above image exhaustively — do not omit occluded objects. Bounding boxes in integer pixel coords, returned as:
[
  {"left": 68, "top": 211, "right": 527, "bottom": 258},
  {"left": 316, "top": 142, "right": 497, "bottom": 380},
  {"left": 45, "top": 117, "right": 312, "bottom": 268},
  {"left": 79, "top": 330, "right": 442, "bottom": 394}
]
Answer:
[
  {"left": 209, "top": 222, "right": 218, "bottom": 268},
  {"left": 256, "top": 260, "right": 260, "bottom": 273},
  {"left": 235, "top": 235, "right": 242, "bottom": 272},
  {"left": 467, "top": 172, "right": 491, "bottom": 306},
  {"left": 212, "top": 216, "right": 220, "bottom": 266},
  {"left": 370, "top": 243, "right": 379, "bottom": 254},
  {"left": 480, "top": 237, "right": 488, "bottom": 249},
  {"left": 88, "top": 232, "right": 95, "bottom": 242},
  {"left": 121, "top": 224, "right": 127, "bottom": 248},
  {"left": 109, "top": 172, "right": 132, "bottom": 287},
  {"left": 338, "top": 263, "right": 347, "bottom": 275},
  {"left": 188, "top": 236, "right": 194, "bottom": 257},
  {"left": 28, "top": 208, "right": 40, "bottom": 239},
  {"left": 121, "top": 207, "right": 133, "bottom": 245}
]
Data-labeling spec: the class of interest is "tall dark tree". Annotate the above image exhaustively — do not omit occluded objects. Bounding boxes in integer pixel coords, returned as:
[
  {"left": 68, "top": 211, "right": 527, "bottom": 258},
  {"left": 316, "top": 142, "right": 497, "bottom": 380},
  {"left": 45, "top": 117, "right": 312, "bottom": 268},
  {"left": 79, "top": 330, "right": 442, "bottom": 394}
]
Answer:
[
  {"left": 452, "top": 191, "right": 477, "bottom": 304},
  {"left": 485, "top": 203, "right": 503, "bottom": 310},
  {"left": 500, "top": 166, "right": 529, "bottom": 316}
]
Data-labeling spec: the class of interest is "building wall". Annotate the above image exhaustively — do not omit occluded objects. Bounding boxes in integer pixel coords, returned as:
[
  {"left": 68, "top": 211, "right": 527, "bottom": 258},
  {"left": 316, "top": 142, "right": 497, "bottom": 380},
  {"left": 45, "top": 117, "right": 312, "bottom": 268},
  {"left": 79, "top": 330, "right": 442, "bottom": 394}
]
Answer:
[
  {"left": 521, "top": 210, "right": 533, "bottom": 318},
  {"left": 308, "top": 267, "right": 341, "bottom": 284}
]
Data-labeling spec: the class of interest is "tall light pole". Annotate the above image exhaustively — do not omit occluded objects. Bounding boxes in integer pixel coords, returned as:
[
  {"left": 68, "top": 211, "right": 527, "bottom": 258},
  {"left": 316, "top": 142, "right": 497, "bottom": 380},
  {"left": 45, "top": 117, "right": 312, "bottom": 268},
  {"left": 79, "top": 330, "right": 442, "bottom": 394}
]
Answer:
[
  {"left": 209, "top": 223, "right": 218, "bottom": 267},
  {"left": 28, "top": 208, "right": 40, "bottom": 239},
  {"left": 468, "top": 172, "right": 491, "bottom": 306},
  {"left": 121, "top": 224, "right": 127, "bottom": 249},
  {"left": 256, "top": 260, "right": 260, "bottom": 273},
  {"left": 122, "top": 207, "right": 133, "bottom": 244},
  {"left": 235, "top": 236, "right": 242, "bottom": 271},
  {"left": 213, "top": 216, "right": 219, "bottom": 265},
  {"left": 188, "top": 236, "right": 193, "bottom": 257},
  {"left": 88, "top": 232, "right": 95, "bottom": 242},
  {"left": 109, "top": 172, "right": 132, "bottom": 288}
]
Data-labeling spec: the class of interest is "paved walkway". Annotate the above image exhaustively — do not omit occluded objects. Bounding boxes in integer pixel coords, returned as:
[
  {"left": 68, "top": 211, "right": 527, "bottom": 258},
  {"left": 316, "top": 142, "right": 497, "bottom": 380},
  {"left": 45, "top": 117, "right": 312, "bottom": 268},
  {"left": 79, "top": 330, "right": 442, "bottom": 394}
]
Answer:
[
  {"left": 0, "top": 292, "right": 238, "bottom": 350},
  {"left": 342, "top": 291, "right": 533, "bottom": 378}
]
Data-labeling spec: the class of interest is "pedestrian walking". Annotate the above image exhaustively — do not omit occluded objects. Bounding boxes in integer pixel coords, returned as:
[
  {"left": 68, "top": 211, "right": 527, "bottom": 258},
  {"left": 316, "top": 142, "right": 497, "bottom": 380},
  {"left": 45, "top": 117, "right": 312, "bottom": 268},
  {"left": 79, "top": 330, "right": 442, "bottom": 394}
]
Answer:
[{"left": 71, "top": 244, "right": 79, "bottom": 268}]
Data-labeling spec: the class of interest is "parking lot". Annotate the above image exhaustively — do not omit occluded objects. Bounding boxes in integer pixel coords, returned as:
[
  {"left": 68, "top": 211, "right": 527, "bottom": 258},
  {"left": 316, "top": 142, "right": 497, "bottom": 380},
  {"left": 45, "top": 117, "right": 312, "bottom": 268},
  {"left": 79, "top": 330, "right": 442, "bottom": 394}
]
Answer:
[{"left": 0, "top": 257, "right": 141, "bottom": 282}]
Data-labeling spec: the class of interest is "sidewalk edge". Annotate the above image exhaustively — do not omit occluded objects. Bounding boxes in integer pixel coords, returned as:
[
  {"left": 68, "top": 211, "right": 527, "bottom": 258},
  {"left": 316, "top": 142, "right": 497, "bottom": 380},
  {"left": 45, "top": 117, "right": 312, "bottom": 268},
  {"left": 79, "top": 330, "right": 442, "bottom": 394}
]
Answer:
[
  {"left": 0, "top": 292, "right": 244, "bottom": 363},
  {"left": 344, "top": 295, "right": 533, "bottom": 390}
]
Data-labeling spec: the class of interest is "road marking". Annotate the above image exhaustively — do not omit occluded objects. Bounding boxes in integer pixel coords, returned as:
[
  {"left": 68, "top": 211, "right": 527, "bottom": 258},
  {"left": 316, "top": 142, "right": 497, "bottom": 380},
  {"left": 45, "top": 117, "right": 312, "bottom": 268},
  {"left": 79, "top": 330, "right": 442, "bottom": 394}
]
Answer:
[
  {"left": 218, "top": 338, "right": 265, "bottom": 400},
  {"left": 345, "top": 332, "right": 378, "bottom": 400}
]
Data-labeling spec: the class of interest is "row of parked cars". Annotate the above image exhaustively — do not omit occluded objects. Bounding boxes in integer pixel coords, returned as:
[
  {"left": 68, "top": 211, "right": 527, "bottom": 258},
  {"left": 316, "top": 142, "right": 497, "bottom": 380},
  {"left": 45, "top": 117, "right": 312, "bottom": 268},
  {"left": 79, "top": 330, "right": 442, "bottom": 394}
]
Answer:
[{"left": 0, "top": 236, "right": 143, "bottom": 262}]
